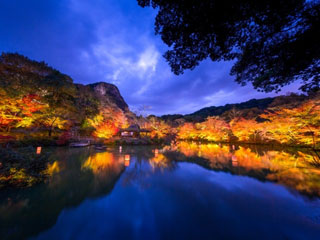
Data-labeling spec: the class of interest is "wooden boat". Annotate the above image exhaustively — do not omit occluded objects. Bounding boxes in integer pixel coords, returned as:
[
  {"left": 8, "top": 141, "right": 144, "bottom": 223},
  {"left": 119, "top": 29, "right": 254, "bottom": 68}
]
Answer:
[
  {"left": 94, "top": 145, "right": 107, "bottom": 151},
  {"left": 69, "top": 141, "right": 90, "bottom": 147}
]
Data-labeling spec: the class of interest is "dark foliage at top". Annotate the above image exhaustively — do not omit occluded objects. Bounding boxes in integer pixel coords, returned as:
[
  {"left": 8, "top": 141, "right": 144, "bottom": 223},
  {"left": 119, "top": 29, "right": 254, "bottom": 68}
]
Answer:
[{"left": 138, "top": 0, "right": 320, "bottom": 92}]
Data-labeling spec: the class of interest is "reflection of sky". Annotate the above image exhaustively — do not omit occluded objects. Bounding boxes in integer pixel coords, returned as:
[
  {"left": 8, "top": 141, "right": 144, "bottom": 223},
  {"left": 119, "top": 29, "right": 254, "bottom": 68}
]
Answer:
[
  {"left": 35, "top": 162, "right": 320, "bottom": 240},
  {"left": 0, "top": 0, "right": 300, "bottom": 115}
]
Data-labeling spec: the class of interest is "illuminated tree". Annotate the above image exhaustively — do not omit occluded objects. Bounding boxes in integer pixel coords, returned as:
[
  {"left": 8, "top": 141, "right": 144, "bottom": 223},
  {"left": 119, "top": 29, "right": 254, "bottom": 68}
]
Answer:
[
  {"left": 177, "top": 122, "right": 197, "bottom": 140},
  {"left": 146, "top": 116, "right": 173, "bottom": 139},
  {"left": 0, "top": 94, "right": 22, "bottom": 132},
  {"left": 262, "top": 99, "right": 320, "bottom": 147},
  {"left": 87, "top": 113, "right": 119, "bottom": 139},
  {"left": 230, "top": 118, "right": 266, "bottom": 142},
  {"left": 197, "top": 117, "right": 230, "bottom": 141},
  {"left": 178, "top": 117, "right": 230, "bottom": 142},
  {"left": 0, "top": 91, "right": 45, "bottom": 132}
]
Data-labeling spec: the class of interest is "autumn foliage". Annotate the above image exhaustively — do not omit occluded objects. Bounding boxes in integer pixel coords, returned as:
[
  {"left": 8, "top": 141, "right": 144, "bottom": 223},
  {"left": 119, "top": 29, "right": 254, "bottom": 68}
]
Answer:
[
  {"left": 87, "top": 114, "right": 119, "bottom": 139},
  {"left": 1, "top": 53, "right": 320, "bottom": 147},
  {"left": 0, "top": 93, "right": 45, "bottom": 132},
  {"left": 177, "top": 98, "right": 320, "bottom": 148},
  {"left": 145, "top": 116, "right": 173, "bottom": 139}
]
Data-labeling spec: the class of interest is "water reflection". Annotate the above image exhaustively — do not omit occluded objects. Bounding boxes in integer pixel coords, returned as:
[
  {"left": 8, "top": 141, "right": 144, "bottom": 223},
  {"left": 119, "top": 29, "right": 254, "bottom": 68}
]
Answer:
[
  {"left": 43, "top": 161, "right": 60, "bottom": 176},
  {"left": 124, "top": 154, "right": 130, "bottom": 167},
  {"left": 0, "top": 148, "right": 124, "bottom": 239},
  {"left": 149, "top": 153, "right": 169, "bottom": 170},
  {"left": 149, "top": 149, "right": 174, "bottom": 171},
  {"left": 163, "top": 141, "right": 320, "bottom": 197},
  {"left": 82, "top": 152, "right": 124, "bottom": 177},
  {"left": 0, "top": 144, "right": 320, "bottom": 239}
]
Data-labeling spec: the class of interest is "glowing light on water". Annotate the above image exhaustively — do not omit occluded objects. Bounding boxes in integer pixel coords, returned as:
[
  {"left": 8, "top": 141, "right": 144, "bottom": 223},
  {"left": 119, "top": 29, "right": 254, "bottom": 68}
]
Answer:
[
  {"left": 232, "top": 155, "right": 238, "bottom": 167},
  {"left": 44, "top": 161, "right": 60, "bottom": 176},
  {"left": 124, "top": 154, "right": 130, "bottom": 167},
  {"left": 82, "top": 152, "right": 115, "bottom": 174},
  {"left": 36, "top": 147, "right": 41, "bottom": 155}
]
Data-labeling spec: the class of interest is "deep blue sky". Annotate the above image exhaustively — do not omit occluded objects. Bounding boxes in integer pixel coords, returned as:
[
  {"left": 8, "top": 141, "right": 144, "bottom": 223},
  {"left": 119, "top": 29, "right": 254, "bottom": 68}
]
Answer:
[{"left": 0, "top": 0, "right": 299, "bottom": 115}]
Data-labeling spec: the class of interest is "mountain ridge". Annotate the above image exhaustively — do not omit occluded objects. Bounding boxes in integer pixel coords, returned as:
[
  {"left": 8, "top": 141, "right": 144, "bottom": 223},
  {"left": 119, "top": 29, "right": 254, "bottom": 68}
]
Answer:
[{"left": 160, "top": 93, "right": 309, "bottom": 122}]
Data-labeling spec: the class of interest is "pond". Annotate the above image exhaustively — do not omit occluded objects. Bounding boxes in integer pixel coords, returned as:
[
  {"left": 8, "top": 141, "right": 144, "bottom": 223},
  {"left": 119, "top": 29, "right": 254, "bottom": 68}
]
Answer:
[{"left": 1, "top": 142, "right": 320, "bottom": 239}]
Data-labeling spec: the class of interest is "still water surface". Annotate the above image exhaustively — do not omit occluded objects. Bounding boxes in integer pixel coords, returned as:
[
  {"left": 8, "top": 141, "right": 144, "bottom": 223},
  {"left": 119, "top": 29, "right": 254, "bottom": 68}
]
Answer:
[{"left": 1, "top": 142, "right": 320, "bottom": 239}]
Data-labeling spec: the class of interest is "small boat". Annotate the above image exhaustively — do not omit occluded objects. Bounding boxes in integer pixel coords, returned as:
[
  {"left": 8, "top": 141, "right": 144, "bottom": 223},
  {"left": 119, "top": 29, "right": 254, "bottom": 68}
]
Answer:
[
  {"left": 94, "top": 144, "right": 107, "bottom": 151},
  {"left": 69, "top": 141, "right": 90, "bottom": 147}
]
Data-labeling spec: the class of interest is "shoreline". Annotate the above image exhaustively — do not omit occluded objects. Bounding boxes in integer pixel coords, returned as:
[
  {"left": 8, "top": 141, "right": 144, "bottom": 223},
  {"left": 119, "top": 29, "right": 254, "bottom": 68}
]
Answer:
[{"left": 1, "top": 137, "right": 319, "bottom": 150}]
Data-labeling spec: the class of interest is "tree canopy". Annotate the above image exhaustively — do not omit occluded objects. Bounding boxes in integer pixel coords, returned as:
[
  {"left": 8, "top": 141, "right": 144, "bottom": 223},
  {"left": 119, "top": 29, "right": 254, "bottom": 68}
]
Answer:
[{"left": 137, "top": 0, "right": 320, "bottom": 92}]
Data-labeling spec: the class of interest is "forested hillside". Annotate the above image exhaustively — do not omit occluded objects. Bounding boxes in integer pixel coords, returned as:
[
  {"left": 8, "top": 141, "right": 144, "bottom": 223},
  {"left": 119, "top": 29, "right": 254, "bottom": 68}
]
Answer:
[{"left": 0, "top": 53, "right": 134, "bottom": 141}]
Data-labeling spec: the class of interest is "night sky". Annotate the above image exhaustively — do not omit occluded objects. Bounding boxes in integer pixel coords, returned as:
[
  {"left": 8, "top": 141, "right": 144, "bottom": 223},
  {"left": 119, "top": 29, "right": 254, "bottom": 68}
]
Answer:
[{"left": 0, "top": 0, "right": 299, "bottom": 115}]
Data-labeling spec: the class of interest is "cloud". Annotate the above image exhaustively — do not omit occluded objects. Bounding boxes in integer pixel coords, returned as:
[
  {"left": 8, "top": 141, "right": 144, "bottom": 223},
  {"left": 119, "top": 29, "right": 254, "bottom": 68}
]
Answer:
[
  {"left": 90, "top": 38, "right": 159, "bottom": 85},
  {"left": 0, "top": 0, "right": 301, "bottom": 116}
]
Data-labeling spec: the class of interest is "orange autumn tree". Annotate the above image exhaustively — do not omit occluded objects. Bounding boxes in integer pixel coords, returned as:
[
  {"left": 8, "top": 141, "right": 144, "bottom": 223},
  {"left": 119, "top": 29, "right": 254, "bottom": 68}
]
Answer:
[
  {"left": 261, "top": 99, "right": 320, "bottom": 147},
  {"left": 87, "top": 110, "right": 128, "bottom": 139},
  {"left": 0, "top": 93, "right": 22, "bottom": 132},
  {"left": 146, "top": 116, "right": 173, "bottom": 139},
  {"left": 0, "top": 91, "right": 46, "bottom": 132},
  {"left": 87, "top": 114, "right": 118, "bottom": 139},
  {"left": 177, "top": 122, "right": 197, "bottom": 140},
  {"left": 196, "top": 117, "right": 230, "bottom": 142},
  {"left": 178, "top": 117, "right": 230, "bottom": 141},
  {"left": 229, "top": 118, "right": 267, "bottom": 142},
  {"left": 16, "top": 94, "right": 47, "bottom": 128},
  {"left": 175, "top": 98, "right": 320, "bottom": 147}
]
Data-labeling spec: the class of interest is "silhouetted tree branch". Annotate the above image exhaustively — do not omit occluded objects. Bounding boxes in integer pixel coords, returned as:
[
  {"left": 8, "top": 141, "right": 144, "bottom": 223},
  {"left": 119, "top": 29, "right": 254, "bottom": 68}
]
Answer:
[{"left": 138, "top": 0, "right": 320, "bottom": 92}]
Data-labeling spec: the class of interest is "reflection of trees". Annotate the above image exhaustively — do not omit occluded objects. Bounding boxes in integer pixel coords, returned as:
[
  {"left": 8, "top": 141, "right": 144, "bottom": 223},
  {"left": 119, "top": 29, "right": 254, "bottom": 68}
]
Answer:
[
  {"left": 82, "top": 152, "right": 122, "bottom": 176},
  {"left": 165, "top": 141, "right": 320, "bottom": 197},
  {"left": 120, "top": 147, "right": 177, "bottom": 188},
  {"left": 82, "top": 151, "right": 125, "bottom": 192},
  {"left": 42, "top": 161, "right": 60, "bottom": 176},
  {"left": 0, "top": 148, "right": 124, "bottom": 239},
  {"left": 121, "top": 156, "right": 150, "bottom": 188},
  {"left": 2, "top": 144, "right": 320, "bottom": 239},
  {"left": 149, "top": 152, "right": 177, "bottom": 172}
]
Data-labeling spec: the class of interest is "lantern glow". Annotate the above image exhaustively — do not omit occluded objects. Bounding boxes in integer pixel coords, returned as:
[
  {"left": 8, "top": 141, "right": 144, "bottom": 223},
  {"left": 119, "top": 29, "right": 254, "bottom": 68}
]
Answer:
[
  {"left": 36, "top": 147, "right": 42, "bottom": 155},
  {"left": 124, "top": 154, "right": 130, "bottom": 167}
]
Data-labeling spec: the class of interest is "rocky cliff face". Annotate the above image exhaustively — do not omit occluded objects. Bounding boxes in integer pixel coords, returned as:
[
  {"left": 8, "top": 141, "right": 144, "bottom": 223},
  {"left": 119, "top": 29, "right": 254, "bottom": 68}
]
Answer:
[
  {"left": 88, "top": 82, "right": 129, "bottom": 112},
  {"left": 73, "top": 81, "right": 136, "bottom": 125},
  {"left": 86, "top": 82, "right": 136, "bottom": 123}
]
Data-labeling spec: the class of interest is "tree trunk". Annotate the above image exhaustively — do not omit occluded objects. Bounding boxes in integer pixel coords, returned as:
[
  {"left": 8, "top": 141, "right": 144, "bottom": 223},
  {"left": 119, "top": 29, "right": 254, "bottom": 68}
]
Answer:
[
  {"left": 48, "top": 118, "right": 57, "bottom": 137},
  {"left": 6, "top": 125, "right": 11, "bottom": 133},
  {"left": 48, "top": 127, "right": 52, "bottom": 137}
]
